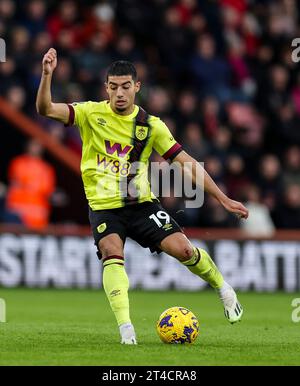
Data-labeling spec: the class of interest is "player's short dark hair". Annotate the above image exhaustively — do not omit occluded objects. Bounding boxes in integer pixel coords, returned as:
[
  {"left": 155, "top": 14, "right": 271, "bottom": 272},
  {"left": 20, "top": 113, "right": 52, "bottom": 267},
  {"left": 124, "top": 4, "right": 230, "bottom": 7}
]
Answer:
[{"left": 106, "top": 61, "right": 137, "bottom": 82}]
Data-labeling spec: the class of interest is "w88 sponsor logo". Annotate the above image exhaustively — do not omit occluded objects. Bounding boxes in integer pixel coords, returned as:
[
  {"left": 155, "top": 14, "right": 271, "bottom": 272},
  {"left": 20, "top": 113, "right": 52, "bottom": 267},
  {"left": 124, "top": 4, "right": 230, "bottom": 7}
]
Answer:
[
  {"left": 96, "top": 140, "right": 133, "bottom": 175},
  {"left": 97, "top": 155, "right": 131, "bottom": 176}
]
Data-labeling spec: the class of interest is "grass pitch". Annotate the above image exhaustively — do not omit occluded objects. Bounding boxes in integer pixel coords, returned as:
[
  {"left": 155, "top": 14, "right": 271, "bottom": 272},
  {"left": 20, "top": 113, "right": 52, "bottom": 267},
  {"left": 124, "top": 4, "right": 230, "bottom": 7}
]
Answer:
[{"left": 0, "top": 288, "right": 299, "bottom": 366}]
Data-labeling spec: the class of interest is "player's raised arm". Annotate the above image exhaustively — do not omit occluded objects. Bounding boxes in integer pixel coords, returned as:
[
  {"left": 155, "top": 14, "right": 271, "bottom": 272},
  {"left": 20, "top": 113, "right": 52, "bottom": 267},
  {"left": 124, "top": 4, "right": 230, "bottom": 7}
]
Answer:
[
  {"left": 36, "top": 48, "right": 69, "bottom": 124},
  {"left": 173, "top": 150, "right": 249, "bottom": 219}
]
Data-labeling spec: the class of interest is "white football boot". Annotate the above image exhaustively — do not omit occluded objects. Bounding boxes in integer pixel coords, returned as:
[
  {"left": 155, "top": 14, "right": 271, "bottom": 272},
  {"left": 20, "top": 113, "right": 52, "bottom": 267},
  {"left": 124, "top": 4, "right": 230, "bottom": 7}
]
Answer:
[
  {"left": 218, "top": 282, "right": 243, "bottom": 324},
  {"left": 119, "top": 323, "right": 137, "bottom": 344}
]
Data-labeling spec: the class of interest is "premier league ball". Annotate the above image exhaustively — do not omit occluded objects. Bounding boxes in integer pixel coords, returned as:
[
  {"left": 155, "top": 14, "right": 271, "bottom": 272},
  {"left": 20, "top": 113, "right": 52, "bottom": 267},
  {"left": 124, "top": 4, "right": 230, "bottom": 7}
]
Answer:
[{"left": 156, "top": 306, "right": 199, "bottom": 344}]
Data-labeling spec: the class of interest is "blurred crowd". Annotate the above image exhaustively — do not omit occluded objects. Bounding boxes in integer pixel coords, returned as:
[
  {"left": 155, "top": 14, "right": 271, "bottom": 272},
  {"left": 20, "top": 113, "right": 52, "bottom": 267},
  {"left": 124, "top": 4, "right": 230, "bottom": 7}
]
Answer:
[{"left": 1, "top": 0, "right": 300, "bottom": 232}]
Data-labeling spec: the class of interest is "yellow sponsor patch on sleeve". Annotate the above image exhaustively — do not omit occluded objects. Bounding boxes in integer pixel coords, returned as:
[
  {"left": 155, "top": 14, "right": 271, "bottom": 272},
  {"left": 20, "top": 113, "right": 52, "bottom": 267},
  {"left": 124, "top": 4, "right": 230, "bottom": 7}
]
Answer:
[{"left": 97, "top": 222, "right": 107, "bottom": 233}]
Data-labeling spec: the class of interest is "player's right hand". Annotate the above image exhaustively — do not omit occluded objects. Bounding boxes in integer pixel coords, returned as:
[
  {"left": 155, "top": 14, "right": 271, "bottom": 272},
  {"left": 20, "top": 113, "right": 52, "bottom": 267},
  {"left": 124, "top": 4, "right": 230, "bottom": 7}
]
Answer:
[{"left": 42, "top": 48, "right": 57, "bottom": 75}]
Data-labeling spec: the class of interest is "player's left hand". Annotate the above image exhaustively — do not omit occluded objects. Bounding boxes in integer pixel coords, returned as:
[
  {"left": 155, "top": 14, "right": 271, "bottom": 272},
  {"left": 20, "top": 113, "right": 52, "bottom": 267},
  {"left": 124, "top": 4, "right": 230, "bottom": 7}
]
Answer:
[{"left": 220, "top": 197, "right": 249, "bottom": 219}]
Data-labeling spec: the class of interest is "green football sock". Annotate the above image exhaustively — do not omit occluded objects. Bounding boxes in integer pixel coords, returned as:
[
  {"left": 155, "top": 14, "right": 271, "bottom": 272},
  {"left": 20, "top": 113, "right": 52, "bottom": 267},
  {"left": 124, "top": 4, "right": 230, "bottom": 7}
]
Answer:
[
  {"left": 102, "top": 255, "right": 131, "bottom": 326},
  {"left": 182, "top": 248, "right": 224, "bottom": 289}
]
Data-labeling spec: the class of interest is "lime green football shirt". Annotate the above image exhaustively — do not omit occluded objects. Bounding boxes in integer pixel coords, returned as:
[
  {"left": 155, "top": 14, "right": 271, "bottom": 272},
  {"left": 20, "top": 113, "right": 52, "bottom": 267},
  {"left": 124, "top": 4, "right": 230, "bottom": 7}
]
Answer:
[{"left": 67, "top": 100, "right": 182, "bottom": 210}]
